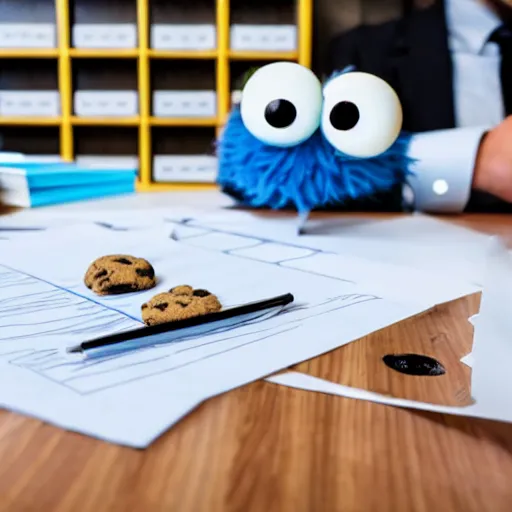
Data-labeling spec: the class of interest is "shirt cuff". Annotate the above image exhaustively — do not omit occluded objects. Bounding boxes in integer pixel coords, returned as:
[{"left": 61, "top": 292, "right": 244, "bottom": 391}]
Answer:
[{"left": 403, "top": 126, "right": 489, "bottom": 213}]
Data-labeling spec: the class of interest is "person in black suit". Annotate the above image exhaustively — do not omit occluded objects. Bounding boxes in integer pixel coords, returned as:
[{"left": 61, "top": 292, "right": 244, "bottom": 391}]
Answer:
[{"left": 327, "top": 0, "right": 512, "bottom": 213}]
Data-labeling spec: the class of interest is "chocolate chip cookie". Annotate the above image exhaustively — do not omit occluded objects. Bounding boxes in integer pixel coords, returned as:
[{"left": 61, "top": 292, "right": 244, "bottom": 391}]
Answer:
[
  {"left": 141, "top": 285, "right": 222, "bottom": 326},
  {"left": 84, "top": 254, "right": 156, "bottom": 295}
]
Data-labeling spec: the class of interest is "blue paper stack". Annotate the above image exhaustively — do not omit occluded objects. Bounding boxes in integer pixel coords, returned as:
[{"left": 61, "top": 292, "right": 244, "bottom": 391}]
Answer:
[{"left": 0, "top": 153, "right": 137, "bottom": 207}]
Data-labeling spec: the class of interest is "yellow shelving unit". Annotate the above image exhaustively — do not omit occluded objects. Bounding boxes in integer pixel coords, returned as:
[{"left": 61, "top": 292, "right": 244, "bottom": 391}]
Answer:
[{"left": 0, "top": 0, "right": 312, "bottom": 192}]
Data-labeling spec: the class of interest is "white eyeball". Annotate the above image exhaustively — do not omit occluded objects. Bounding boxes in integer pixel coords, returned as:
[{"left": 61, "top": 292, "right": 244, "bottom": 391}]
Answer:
[
  {"left": 240, "top": 62, "right": 322, "bottom": 147},
  {"left": 321, "top": 72, "right": 403, "bottom": 158}
]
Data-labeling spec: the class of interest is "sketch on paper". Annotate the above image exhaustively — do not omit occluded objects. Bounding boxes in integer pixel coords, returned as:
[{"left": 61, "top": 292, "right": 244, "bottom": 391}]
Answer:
[
  {"left": 0, "top": 219, "right": 475, "bottom": 447},
  {"left": 0, "top": 262, "right": 378, "bottom": 395}
]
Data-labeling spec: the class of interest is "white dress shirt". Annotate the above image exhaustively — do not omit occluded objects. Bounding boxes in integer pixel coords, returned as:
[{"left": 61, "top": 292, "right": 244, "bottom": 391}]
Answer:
[{"left": 406, "top": 0, "right": 504, "bottom": 212}]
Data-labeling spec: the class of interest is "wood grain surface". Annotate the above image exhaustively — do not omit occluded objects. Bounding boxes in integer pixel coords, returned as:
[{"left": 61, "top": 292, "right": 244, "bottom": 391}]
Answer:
[{"left": 0, "top": 210, "right": 511, "bottom": 512}]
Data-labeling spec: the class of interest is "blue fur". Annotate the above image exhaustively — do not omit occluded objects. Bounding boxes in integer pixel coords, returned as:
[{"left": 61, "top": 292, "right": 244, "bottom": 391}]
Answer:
[{"left": 217, "top": 106, "right": 414, "bottom": 214}]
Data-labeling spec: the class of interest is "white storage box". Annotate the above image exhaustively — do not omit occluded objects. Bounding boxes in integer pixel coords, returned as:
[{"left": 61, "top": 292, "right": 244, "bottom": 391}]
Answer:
[
  {"left": 72, "top": 24, "right": 137, "bottom": 48},
  {"left": 75, "top": 155, "right": 139, "bottom": 170},
  {"left": 153, "top": 155, "right": 217, "bottom": 183},
  {"left": 74, "top": 91, "right": 138, "bottom": 117},
  {"left": 153, "top": 91, "right": 216, "bottom": 117},
  {"left": 151, "top": 24, "right": 216, "bottom": 50},
  {"left": 0, "top": 23, "right": 56, "bottom": 48},
  {"left": 22, "top": 154, "right": 62, "bottom": 163},
  {"left": 0, "top": 91, "right": 60, "bottom": 117},
  {"left": 230, "top": 24, "right": 297, "bottom": 51}
]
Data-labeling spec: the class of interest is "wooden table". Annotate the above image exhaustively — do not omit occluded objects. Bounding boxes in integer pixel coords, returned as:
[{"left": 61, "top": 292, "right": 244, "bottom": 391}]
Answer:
[{"left": 0, "top": 210, "right": 511, "bottom": 512}]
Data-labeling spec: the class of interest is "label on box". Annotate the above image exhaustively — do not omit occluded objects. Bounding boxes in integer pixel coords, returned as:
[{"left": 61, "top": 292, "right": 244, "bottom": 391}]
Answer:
[
  {"left": 0, "top": 91, "right": 60, "bottom": 116},
  {"left": 153, "top": 155, "right": 217, "bottom": 183},
  {"left": 153, "top": 91, "right": 216, "bottom": 117},
  {"left": 74, "top": 91, "right": 138, "bottom": 117},
  {"left": 230, "top": 24, "right": 297, "bottom": 51},
  {"left": 75, "top": 155, "right": 139, "bottom": 170},
  {"left": 72, "top": 24, "right": 137, "bottom": 48},
  {"left": 0, "top": 23, "right": 56, "bottom": 48},
  {"left": 151, "top": 24, "right": 216, "bottom": 50}
]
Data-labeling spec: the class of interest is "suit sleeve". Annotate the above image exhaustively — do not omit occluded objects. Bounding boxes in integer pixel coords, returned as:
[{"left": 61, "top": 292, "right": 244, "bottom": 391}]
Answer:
[
  {"left": 325, "top": 24, "right": 485, "bottom": 214},
  {"left": 403, "top": 127, "right": 489, "bottom": 213}
]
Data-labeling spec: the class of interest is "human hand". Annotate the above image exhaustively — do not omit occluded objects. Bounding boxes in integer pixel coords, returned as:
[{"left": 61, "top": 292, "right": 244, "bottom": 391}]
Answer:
[{"left": 473, "top": 116, "right": 512, "bottom": 202}]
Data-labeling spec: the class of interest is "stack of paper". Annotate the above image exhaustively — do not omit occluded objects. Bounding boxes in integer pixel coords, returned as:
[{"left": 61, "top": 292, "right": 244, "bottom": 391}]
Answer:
[
  {"left": 1, "top": 203, "right": 510, "bottom": 447},
  {"left": 0, "top": 153, "right": 136, "bottom": 208},
  {"left": 0, "top": 210, "right": 482, "bottom": 447}
]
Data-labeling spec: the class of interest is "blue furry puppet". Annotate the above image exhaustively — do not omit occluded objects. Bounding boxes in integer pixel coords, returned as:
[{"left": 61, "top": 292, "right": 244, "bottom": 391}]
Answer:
[{"left": 216, "top": 62, "right": 413, "bottom": 230}]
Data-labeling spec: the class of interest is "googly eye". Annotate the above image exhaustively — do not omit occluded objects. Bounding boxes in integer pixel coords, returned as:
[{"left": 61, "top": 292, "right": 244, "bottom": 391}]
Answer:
[
  {"left": 321, "top": 72, "right": 403, "bottom": 158},
  {"left": 240, "top": 62, "right": 322, "bottom": 147}
]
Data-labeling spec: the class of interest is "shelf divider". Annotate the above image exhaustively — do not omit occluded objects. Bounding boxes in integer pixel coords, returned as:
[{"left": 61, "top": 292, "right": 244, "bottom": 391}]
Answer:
[
  {"left": 71, "top": 116, "right": 141, "bottom": 126},
  {"left": 0, "top": 49, "right": 59, "bottom": 58},
  {"left": 216, "top": 0, "right": 230, "bottom": 130},
  {"left": 137, "top": 0, "right": 152, "bottom": 188},
  {"left": 228, "top": 50, "right": 299, "bottom": 61},
  {"left": 148, "top": 50, "right": 218, "bottom": 60},
  {"left": 298, "top": 0, "right": 312, "bottom": 68},
  {"left": 69, "top": 49, "right": 140, "bottom": 58},
  {"left": 150, "top": 117, "right": 218, "bottom": 127},
  {"left": 0, "top": 117, "right": 62, "bottom": 126},
  {"left": 56, "top": 0, "right": 73, "bottom": 161}
]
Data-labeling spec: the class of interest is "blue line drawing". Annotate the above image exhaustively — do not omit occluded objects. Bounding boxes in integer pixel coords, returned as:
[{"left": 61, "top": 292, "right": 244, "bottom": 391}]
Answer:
[
  {"left": 5, "top": 292, "right": 378, "bottom": 395},
  {"left": 0, "top": 266, "right": 139, "bottom": 347},
  {"left": 0, "top": 264, "right": 142, "bottom": 323},
  {"left": 168, "top": 219, "right": 357, "bottom": 284},
  {"left": 0, "top": 217, "right": 382, "bottom": 398}
]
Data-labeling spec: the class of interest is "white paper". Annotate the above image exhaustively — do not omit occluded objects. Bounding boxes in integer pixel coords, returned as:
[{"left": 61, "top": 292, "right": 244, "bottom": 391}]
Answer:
[
  {"left": 1, "top": 193, "right": 493, "bottom": 288},
  {"left": 170, "top": 211, "right": 492, "bottom": 287},
  {"left": 0, "top": 192, "right": 236, "bottom": 231},
  {"left": 468, "top": 313, "right": 479, "bottom": 326},
  {"left": 0, "top": 221, "right": 476, "bottom": 447},
  {"left": 460, "top": 315, "right": 479, "bottom": 367},
  {"left": 268, "top": 238, "right": 512, "bottom": 424},
  {"left": 460, "top": 353, "right": 474, "bottom": 368}
]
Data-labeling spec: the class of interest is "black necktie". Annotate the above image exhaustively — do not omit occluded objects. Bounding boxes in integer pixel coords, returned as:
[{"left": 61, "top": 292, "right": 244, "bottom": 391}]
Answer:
[{"left": 490, "top": 25, "right": 512, "bottom": 116}]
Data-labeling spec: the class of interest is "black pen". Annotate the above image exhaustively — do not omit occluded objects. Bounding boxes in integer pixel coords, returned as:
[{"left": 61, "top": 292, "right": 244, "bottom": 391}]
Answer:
[{"left": 66, "top": 293, "right": 294, "bottom": 358}]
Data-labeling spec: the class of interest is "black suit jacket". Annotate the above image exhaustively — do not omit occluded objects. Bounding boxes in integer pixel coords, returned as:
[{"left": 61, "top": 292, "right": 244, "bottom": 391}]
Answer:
[
  {"left": 327, "top": 0, "right": 455, "bottom": 134},
  {"left": 327, "top": 0, "right": 511, "bottom": 212}
]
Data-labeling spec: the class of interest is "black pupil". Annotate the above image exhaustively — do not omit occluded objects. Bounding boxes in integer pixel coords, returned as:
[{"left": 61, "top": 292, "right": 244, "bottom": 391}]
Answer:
[
  {"left": 264, "top": 99, "right": 296, "bottom": 128},
  {"left": 329, "top": 101, "right": 360, "bottom": 131}
]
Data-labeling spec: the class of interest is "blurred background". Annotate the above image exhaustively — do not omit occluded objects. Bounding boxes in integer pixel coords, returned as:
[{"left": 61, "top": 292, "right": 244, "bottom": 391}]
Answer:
[{"left": 0, "top": 0, "right": 433, "bottom": 204}]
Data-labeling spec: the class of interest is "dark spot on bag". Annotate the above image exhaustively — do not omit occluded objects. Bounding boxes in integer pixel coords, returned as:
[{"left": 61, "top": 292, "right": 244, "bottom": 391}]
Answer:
[{"left": 382, "top": 354, "right": 446, "bottom": 376}]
